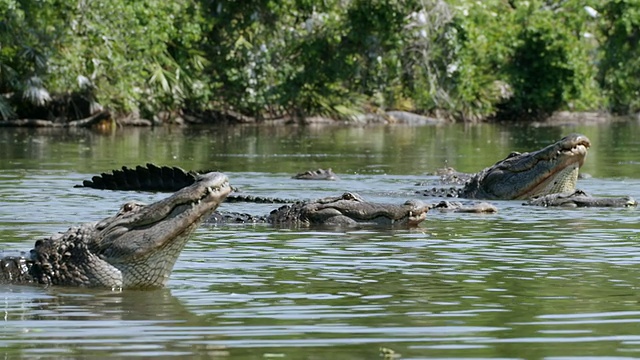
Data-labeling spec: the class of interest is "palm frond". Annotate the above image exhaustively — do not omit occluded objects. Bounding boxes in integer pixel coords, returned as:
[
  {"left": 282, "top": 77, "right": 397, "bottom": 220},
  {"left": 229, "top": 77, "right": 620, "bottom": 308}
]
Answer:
[
  {"left": 0, "top": 96, "right": 16, "bottom": 120},
  {"left": 22, "top": 76, "right": 51, "bottom": 106},
  {"left": 19, "top": 46, "right": 48, "bottom": 72},
  {"left": 0, "top": 62, "right": 20, "bottom": 89}
]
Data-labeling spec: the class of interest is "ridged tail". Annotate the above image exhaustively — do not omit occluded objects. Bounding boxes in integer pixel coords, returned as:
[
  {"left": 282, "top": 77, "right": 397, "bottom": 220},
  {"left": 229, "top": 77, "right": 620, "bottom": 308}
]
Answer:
[
  {"left": 78, "top": 163, "right": 298, "bottom": 203},
  {"left": 78, "top": 163, "right": 200, "bottom": 192}
]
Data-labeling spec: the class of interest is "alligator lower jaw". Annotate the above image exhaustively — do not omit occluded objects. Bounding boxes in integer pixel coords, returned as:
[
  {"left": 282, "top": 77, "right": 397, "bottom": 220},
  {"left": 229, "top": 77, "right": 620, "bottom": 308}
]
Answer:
[{"left": 516, "top": 152, "right": 584, "bottom": 200}]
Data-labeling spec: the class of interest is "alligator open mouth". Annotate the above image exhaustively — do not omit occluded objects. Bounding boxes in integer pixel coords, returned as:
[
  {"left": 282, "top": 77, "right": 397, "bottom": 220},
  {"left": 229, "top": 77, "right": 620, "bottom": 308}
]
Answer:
[
  {"left": 515, "top": 135, "right": 590, "bottom": 199},
  {"left": 459, "top": 133, "right": 592, "bottom": 200}
]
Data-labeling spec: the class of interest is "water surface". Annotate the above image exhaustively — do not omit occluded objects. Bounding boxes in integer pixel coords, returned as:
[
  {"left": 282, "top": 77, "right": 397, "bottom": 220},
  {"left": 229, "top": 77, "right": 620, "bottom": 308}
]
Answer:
[{"left": 0, "top": 121, "right": 639, "bottom": 359}]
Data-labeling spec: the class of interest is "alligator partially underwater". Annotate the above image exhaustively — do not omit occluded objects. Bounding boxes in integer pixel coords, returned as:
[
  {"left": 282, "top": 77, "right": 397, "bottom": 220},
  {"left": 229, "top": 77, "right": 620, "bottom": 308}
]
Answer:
[
  {"left": 418, "top": 133, "right": 636, "bottom": 207},
  {"left": 206, "top": 192, "right": 432, "bottom": 227},
  {"left": 1, "top": 172, "right": 231, "bottom": 289},
  {"left": 420, "top": 133, "right": 591, "bottom": 200}
]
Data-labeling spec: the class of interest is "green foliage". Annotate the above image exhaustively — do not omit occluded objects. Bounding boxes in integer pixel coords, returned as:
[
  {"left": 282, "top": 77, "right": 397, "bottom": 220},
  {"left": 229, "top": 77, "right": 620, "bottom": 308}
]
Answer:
[
  {"left": 496, "top": 0, "right": 603, "bottom": 118},
  {"left": 48, "top": 0, "right": 209, "bottom": 115},
  {"left": 0, "top": 0, "right": 638, "bottom": 122},
  {"left": 442, "top": 0, "right": 604, "bottom": 120},
  {"left": 1, "top": 0, "right": 208, "bottom": 119},
  {"left": 597, "top": 0, "right": 640, "bottom": 114},
  {"left": 431, "top": 0, "right": 509, "bottom": 120}
]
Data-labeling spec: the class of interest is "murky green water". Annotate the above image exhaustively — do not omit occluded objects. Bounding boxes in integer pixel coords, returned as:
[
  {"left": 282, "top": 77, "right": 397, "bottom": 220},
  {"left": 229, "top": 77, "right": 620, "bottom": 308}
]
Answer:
[{"left": 0, "top": 121, "right": 639, "bottom": 359}]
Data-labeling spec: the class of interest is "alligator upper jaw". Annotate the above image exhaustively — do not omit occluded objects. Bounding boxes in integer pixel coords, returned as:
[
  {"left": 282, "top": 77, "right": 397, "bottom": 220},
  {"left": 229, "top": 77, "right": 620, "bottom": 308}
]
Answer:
[{"left": 91, "top": 172, "right": 231, "bottom": 288}]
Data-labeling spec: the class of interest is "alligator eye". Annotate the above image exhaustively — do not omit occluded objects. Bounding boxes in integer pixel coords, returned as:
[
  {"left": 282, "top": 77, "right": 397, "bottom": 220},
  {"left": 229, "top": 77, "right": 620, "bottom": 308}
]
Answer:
[
  {"left": 506, "top": 151, "right": 521, "bottom": 159},
  {"left": 120, "top": 201, "right": 144, "bottom": 214},
  {"left": 342, "top": 193, "right": 356, "bottom": 200}
]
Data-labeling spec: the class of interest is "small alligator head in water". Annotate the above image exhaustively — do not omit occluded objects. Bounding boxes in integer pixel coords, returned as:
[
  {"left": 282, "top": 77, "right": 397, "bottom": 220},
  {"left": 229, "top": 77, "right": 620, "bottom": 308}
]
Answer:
[
  {"left": 460, "top": 133, "right": 591, "bottom": 200},
  {"left": 3, "top": 172, "right": 231, "bottom": 289},
  {"left": 267, "top": 192, "right": 430, "bottom": 227},
  {"left": 292, "top": 168, "right": 339, "bottom": 181}
]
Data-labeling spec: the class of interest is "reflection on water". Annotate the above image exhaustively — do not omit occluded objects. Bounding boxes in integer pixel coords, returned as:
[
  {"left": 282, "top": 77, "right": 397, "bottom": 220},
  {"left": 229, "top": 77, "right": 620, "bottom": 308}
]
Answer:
[
  {"left": 0, "top": 122, "right": 639, "bottom": 358},
  {"left": 0, "top": 120, "right": 639, "bottom": 179}
]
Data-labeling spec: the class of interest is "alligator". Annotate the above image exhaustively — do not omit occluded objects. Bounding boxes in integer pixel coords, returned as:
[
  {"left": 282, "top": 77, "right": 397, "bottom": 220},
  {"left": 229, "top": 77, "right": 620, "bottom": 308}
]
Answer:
[
  {"left": 206, "top": 192, "right": 431, "bottom": 227},
  {"left": 418, "top": 133, "right": 591, "bottom": 200},
  {"left": 1, "top": 172, "right": 231, "bottom": 289},
  {"left": 525, "top": 190, "right": 637, "bottom": 208},
  {"left": 292, "top": 168, "right": 339, "bottom": 180}
]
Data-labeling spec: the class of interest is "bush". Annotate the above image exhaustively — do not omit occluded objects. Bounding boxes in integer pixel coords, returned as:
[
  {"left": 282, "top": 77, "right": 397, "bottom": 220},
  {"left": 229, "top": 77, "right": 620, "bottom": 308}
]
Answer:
[
  {"left": 0, "top": 0, "right": 637, "bottom": 123},
  {"left": 597, "top": 0, "right": 640, "bottom": 114}
]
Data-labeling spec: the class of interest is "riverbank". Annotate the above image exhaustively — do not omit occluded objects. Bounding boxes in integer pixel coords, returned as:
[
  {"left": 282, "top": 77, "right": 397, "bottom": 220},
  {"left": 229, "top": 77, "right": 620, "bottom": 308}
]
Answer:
[{"left": 0, "top": 109, "right": 627, "bottom": 128}]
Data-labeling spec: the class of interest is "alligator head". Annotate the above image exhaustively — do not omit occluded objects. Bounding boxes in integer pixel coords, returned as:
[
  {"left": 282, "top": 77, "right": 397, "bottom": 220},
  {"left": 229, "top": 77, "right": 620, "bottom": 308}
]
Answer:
[
  {"left": 268, "top": 192, "right": 430, "bottom": 227},
  {"left": 460, "top": 133, "right": 591, "bottom": 200},
  {"left": 19, "top": 172, "right": 231, "bottom": 289},
  {"left": 292, "top": 168, "right": 339, "bottom": 180}
]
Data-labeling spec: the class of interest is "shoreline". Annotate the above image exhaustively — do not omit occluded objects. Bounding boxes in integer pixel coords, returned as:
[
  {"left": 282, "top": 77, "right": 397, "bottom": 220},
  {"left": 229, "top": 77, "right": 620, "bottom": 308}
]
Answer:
[{"left": 0, "top": 110, "right": 631, "bottom": 129}]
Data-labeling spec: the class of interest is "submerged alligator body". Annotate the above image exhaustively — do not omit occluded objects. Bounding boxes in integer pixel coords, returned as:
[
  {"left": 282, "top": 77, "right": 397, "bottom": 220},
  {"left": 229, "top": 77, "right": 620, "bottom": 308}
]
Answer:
[
  {"left": 419, "top": 133, "right": 591, "bottom": 200},
  {"left": 207, "top": 192, "right": 431, "bottom": 227},
  {"left": 2, "top": 172, "right": 231, "bottom": 289}
]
